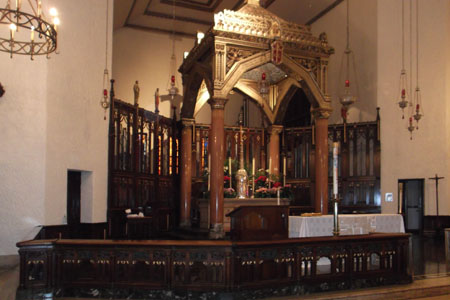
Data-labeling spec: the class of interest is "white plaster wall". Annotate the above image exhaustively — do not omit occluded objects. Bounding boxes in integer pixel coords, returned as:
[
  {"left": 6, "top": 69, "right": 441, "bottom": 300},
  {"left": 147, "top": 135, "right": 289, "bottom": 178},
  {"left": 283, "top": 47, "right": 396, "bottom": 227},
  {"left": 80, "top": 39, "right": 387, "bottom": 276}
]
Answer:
[
  {"left": 311, "top": 0, "right": 378, "bottom": 124},
  {"left": 377, "top": 0, "right": 449, "bottom": 215},
  {"left": 113, "top": 27, "right": 195, "bottom": 118},
  {"left": 0, "top": 0, "right": 112, "bottom": 255},
  {"left": 45, "top": 0, "right": 112, "bottom": 225},
  {"left": 0, "top": 56, "right": 47, "bottom": 255}
]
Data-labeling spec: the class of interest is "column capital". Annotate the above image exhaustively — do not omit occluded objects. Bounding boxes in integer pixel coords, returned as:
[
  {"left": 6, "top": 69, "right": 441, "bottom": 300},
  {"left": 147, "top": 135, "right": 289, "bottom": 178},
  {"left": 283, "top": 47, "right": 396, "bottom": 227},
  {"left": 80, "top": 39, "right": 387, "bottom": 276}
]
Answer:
[
  {"left": 208, "top": 97, "right": 228, "bottom": 110},
  {"left": 181, "top": 118, "right": 195, "bottom": 127},
  {"left": 269, "top": 125, "right": 284, "bottom": 135},
  {"left": 312, "top": 107, "right": 332, "bottom": 119}
]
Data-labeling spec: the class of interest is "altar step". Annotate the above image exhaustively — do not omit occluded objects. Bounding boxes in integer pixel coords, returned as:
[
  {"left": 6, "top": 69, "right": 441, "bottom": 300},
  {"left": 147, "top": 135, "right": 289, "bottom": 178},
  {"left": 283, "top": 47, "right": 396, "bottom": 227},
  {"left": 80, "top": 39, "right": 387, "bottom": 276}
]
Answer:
[{"left": 272, "top": 276, "right": 450, "bottom": 300}]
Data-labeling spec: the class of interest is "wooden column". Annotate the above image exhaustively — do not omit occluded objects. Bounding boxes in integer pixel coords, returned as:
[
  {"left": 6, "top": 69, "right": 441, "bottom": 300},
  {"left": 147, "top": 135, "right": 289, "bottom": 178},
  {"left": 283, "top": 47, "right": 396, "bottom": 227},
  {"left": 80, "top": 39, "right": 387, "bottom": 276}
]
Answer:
[
  {"left": 180, "top": 118, "right": 194, "bottom": 228},
  {"left": 313, "top": 108, "right": 331, "bottom": 214},
  {"left": 268, "top": 125, "right": 283, "bottom": 176},
  {"left": 208, "top": 97, "right": 227, "bottom": 239}
]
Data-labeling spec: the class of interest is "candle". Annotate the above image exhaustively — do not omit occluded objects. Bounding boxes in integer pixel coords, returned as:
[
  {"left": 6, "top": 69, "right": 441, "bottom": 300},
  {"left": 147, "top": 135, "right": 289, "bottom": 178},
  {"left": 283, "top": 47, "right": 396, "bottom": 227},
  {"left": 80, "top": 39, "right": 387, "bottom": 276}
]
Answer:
[
  {"left": 268, "top": 158, "right": 272, "bottom": 189},
  {"left": 333, "top": 142, "right": 339, "bottom": 197},
  {"left": 229, "top": 157, "right": 232, "bottom": 189},
  {"left": 9, "top": 23, "right": 16, "bottom": 40},
  {"left": 283, "top": 157, "right": 286, "bottom": 186},
  {"left": 31, "top": 26, "right": 34, "bottom": 42},
  {"left": 277, "top": 189, "right": 280, "bottom": 205},
  {"left": 38, "top": 1, "right": 42, "bottom": 17},
  {"left": 269, "top": 158, "right": 272, "bottom": 174},
  {"left": 252, "top": 157, "right": 255, "bottom": 176}
]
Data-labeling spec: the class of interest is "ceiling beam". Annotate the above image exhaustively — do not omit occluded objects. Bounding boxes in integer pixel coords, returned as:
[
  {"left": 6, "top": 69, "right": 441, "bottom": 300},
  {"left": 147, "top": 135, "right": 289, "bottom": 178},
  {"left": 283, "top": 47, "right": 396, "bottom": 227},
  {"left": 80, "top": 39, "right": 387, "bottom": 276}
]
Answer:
[{"left": 306, "top": 0, "right": 344, "bottom": 26}]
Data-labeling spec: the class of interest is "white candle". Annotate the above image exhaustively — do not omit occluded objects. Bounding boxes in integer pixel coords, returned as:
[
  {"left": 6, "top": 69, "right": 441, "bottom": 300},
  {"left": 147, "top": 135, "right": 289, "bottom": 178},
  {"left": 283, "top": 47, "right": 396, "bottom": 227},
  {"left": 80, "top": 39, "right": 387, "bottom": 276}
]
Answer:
[
  {"left": 31, "top": 26, "right": 34, "bottom": 41},
  {"left": 229, "top": 157, "right": 232, "bottom": 189},
  {"left": 333, "top": 142, "right": 339, "bottom": 197},
  {"left": 252, "top": 157, "right": 255, "bottom": 176},
  {"left": 269, "top": 158, "right": 272, "bottom": 174}
]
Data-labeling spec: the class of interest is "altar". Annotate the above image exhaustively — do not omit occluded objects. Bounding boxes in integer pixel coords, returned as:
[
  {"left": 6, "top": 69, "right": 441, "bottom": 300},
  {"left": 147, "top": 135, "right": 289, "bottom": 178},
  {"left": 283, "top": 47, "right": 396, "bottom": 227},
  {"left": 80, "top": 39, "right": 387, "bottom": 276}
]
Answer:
[
  {"left": 198, "top": 197, "right": 290, "bottom": 232},
  {"left": 289, "top": 214, "right": 405, "bottom": 238}
]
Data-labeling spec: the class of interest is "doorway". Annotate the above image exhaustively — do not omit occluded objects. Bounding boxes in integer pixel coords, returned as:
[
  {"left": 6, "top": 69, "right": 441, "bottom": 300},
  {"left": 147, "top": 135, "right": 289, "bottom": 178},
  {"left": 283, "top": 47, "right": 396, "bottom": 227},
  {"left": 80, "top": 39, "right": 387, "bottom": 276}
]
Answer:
[
  {"left": 67, "top": 171, "right": 81, "bottom": 235},
  {"left": 398, "top": 179, "right": 424, "bottom": 232}
]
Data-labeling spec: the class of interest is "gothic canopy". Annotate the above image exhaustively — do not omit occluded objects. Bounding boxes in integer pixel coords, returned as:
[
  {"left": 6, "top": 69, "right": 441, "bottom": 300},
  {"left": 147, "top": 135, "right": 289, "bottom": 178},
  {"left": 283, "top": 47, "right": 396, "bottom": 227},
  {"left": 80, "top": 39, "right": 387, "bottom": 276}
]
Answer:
[{"left": 179, "top": 0, "right": 334, "bottom": 123}]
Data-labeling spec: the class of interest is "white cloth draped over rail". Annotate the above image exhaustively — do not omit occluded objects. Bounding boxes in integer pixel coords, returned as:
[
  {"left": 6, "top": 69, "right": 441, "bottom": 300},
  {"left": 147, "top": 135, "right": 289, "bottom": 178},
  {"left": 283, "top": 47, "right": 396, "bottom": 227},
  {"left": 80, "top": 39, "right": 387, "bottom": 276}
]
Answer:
[{"left": 289, "top": 214, "right": 405, "bottom": 238}]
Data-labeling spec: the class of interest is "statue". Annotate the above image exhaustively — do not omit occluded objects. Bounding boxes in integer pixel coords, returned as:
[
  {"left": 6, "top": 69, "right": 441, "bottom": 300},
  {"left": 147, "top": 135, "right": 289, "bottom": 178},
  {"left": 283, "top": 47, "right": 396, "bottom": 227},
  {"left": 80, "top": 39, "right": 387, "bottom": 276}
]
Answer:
[
  {"left": 133, "top": 80, "right": 140, "bottom": 106},
  {"left": 155, "top": 88, "right": 160, "bottom": 113}
]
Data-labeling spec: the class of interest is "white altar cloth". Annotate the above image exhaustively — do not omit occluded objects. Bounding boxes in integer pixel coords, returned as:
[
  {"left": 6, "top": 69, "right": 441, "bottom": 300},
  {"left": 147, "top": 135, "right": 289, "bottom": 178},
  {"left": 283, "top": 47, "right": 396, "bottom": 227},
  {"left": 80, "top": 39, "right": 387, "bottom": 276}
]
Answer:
[{"left": 289, "top": 214, "right": 405, "bottom": 238}]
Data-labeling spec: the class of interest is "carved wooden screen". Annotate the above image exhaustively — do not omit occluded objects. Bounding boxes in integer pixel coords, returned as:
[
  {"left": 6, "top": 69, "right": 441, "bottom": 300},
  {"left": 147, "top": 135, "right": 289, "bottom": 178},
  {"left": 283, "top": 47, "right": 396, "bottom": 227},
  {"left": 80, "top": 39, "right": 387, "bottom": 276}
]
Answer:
[
  {"left": 285, "top": 121, "right": 380, "bottom": 213},
  {"left": 108, "top": 100, "right": 179, "bottom": 238},
  {"left": 193, "top": 124, "right": 265, "bottom": 177}
]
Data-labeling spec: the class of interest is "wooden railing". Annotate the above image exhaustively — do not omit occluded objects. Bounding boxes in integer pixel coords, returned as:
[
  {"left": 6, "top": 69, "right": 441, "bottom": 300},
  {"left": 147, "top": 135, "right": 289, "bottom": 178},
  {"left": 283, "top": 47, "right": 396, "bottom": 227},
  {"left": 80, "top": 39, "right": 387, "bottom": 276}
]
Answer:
[
  {"left": 108, "top": 98, "right": 179, "bottom": 238},
  {"left": 16, "top": 233, "right": 411, "bottom": 297}
]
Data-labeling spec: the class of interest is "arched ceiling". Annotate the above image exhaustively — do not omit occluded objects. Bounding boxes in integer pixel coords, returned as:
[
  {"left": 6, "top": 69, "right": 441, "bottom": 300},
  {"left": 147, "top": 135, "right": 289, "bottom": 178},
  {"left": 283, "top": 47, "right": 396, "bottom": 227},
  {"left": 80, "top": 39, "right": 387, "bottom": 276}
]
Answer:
[{"left": 114, "top": 0, "right": 341, "bottom": 37}]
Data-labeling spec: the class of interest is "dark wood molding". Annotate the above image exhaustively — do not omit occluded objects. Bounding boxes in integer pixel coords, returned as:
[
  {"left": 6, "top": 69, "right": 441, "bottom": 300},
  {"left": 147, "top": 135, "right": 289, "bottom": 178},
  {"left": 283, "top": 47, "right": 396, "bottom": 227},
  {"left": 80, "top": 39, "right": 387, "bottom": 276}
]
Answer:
[
  {"left": 306, "top": 0, "right": 344, "bottom": 26},
  {"left": 126, "top": 23, "right": 197, "bottom": 38}
]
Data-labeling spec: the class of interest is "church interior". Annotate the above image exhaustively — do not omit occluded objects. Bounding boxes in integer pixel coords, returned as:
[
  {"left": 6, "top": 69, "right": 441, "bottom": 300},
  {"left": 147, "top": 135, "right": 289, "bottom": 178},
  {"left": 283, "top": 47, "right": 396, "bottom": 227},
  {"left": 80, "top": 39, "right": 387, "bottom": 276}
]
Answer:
[{"left": 1, "top": 0, "right": 450, "bottom": 299}]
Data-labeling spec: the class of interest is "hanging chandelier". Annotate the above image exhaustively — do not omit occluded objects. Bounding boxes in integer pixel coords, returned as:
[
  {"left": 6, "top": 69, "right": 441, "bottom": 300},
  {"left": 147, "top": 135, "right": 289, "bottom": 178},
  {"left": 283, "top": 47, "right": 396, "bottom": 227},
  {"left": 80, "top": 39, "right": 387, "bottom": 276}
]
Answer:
[
  {"left": 338, "top": 0, "right": 358, "bottom": 119},
  {"left": 0, "top": 0, "right": 59, "bottom": 59}
]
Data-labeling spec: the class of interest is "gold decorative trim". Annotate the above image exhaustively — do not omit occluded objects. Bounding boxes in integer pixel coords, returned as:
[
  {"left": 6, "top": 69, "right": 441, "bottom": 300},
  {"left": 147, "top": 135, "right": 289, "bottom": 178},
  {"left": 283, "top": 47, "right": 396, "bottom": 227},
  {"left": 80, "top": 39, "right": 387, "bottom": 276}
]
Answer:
[{"left": 208, "top": 97, "right": 228, "bottom": 109}]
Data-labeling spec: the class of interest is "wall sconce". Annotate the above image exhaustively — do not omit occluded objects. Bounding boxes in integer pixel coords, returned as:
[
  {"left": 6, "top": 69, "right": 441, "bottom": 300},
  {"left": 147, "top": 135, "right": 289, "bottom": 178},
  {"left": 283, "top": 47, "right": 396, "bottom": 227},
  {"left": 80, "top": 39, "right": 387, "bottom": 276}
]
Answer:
[{"left": 0, "top": 82, "right": 4, "bottom": 98}]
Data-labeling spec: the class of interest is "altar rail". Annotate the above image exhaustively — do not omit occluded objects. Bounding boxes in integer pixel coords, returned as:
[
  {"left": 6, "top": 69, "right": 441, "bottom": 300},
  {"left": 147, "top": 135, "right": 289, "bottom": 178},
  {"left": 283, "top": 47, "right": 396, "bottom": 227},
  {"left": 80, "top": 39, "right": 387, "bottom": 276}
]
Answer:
[
  {"left": 108, "top": 94, "right": 180, "bottom": 238},
  {"left": 17, "top": 233, "right": 411, "bottom": 298}
]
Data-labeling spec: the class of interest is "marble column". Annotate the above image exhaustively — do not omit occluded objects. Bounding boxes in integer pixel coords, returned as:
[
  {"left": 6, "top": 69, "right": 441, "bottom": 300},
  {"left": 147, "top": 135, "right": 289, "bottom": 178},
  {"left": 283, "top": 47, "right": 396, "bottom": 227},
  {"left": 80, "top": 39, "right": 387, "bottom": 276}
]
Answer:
[
  {"left": 268, "top": 125, "right": 283, "bottom": 176},
  {"left": 208, "top": 97, "right": 227, "bottom": 239},
  {"left": 313, "top": 108, "right": 331, "bottom": 214},
  {"left": 180, "top": 118, "right": 195, "bottom": 228}
]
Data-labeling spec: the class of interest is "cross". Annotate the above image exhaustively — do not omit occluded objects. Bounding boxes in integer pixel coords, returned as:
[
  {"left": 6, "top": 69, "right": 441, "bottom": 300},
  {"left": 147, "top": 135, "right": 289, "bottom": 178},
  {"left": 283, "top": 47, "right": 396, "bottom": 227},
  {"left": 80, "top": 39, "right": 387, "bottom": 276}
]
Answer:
[{"left": 429, "top": 174, "right": 444, "bottom": 232}]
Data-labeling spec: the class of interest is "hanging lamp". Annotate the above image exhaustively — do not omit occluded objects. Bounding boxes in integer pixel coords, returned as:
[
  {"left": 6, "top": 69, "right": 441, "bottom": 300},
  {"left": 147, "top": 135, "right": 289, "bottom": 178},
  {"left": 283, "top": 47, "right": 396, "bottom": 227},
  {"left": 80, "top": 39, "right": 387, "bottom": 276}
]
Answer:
[
  {"left": 396, "top": 0, "right": 410, "bottom": 120},
  {"left": 338, "top": 0, "right": 358, "bottom": 117},
  {"left": 100, "top": 0, "right": 110, "bottom": 120},
  {"left": 167, "top": 0, "right": 180, "bottom": 101},
  {"left": 412, "top": 0, "right": 423, "bottom": 130}
]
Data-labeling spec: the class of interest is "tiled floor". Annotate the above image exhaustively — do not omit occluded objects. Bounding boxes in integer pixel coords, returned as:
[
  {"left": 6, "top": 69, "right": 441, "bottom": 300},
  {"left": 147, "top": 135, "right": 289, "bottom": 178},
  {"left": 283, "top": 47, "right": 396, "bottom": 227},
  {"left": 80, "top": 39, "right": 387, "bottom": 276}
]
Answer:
[{"left": 1, "top": 234, "right": 449, "bottom": 300}]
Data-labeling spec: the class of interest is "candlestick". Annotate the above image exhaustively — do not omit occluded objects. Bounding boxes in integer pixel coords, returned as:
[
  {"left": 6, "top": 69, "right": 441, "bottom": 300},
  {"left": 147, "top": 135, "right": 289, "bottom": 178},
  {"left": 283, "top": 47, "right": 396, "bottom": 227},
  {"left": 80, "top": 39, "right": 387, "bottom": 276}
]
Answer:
[
  {"left": 252, "top": 157, "right": 255, "bottom": 198},
  {"left": 208, "top": 154, "right": 211, "bottom": 191},
  {"left": 229, "top": 157, "right": 232, "bottom": 189},
  {"left": 283, "top": 157, "right": 286, "bottom": 186},
  {"left": 277, "top": 189, "right": 280, "bottom": 205},
  {"left": 268, "top": 158, "right": 272, "bottom": 188},
  {"left": 333, "top": 142, "right": 339, "bottom": 197}
]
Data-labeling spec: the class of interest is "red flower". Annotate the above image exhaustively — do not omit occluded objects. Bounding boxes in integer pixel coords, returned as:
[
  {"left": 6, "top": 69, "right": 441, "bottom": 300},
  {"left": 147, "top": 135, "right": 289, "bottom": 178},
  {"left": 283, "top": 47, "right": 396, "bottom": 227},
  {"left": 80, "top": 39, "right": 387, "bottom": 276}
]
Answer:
[
  {"left": 224, "top": 176, "right": 231, "bottom": 181},
  {"left": 273, "top": 182, "right": 282, "bottom": 188},
  {"left": 255, "top": 175, "right": 267, "bottom": 183}
]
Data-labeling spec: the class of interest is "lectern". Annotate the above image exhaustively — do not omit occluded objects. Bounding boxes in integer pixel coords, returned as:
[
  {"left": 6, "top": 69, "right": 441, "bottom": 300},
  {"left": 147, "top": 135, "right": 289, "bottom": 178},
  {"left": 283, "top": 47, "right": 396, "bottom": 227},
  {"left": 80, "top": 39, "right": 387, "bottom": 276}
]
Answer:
[{"left": 226, "top": 205, "right": 289, "bottom": 240}]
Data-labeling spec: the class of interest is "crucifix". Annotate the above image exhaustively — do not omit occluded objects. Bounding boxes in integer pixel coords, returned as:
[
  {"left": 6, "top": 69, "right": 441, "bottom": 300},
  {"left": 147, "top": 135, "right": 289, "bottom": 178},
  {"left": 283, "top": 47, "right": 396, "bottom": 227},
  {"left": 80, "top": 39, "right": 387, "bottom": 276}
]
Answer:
[{"left": 428, "top": 174, "right": 444, "bottom": 232}]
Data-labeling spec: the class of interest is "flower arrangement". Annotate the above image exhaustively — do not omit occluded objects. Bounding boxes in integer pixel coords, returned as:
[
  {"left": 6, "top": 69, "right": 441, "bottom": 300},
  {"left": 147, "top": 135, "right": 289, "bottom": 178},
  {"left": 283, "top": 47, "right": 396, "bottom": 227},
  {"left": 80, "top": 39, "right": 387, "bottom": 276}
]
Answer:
[
  {"left": 224, "top": 187, "right": 237, "bottom": 198},
  {"left": 252, "top": 168, "right": 292, "bottom": 199}
]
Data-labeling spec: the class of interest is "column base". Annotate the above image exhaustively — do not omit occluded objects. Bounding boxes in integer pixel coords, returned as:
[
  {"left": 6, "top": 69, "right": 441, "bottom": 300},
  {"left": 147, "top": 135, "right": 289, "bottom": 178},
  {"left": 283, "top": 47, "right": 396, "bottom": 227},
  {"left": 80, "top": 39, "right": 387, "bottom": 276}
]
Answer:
[
  {"left": 209, "top": 223, "right": 225, "bottom": 239},
  {"left": 179, "top": 220, "right": 191, "bottom": 228}
]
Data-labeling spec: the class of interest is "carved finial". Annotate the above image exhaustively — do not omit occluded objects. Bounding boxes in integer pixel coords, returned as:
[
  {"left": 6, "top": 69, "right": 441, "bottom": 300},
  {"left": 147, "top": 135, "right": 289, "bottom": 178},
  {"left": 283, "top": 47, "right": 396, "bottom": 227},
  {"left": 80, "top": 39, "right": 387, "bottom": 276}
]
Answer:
[{"left": 246, "top": 0, "right": 261, "bottom": 6}]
